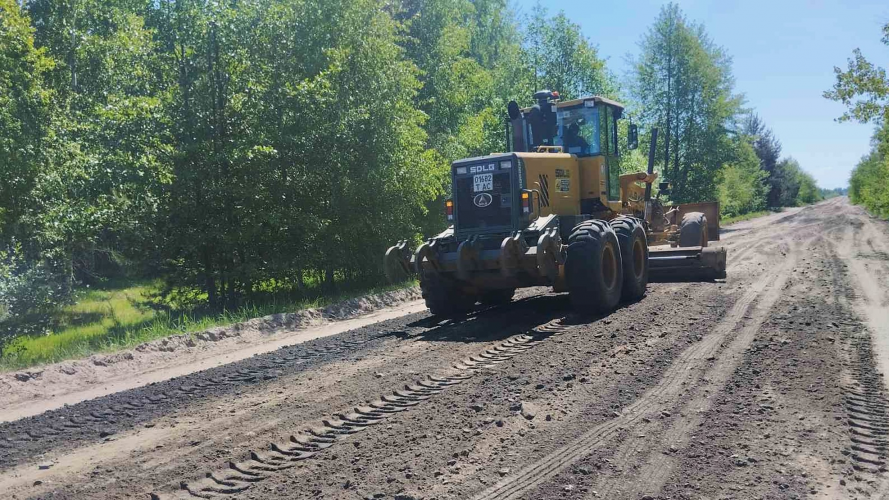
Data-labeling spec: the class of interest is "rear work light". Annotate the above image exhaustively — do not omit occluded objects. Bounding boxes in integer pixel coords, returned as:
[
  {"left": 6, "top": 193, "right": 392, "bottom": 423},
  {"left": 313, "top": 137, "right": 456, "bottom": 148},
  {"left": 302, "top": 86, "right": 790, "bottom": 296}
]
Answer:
[
  {"left": 446, "top": 199, "right": 454, "bottom": 221},
  {"left": 521, "top": 191, "right": 531, "bottom": 214}
]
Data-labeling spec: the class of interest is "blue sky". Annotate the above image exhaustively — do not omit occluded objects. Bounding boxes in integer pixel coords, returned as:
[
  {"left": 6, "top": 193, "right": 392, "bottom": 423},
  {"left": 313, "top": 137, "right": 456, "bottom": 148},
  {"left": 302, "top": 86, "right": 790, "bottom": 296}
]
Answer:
[{"left": 512, "top": 0, "right": 889, "bottom": 189}]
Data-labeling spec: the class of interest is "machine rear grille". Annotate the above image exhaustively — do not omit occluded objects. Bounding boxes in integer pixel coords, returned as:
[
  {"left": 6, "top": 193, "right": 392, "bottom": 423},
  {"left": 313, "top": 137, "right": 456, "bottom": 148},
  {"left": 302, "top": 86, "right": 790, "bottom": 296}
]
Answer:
[{"left": 455, "top": 171, "right": 513, "bottom": 231}]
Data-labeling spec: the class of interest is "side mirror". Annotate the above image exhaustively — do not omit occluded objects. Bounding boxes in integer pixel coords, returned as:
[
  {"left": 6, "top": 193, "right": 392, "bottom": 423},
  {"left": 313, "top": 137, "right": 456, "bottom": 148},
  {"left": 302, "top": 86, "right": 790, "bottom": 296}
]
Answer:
[
  {"left": 658, "top": 181, "right": 671, "bottom": 196},
  {"left": 628, "top": 123, "right": 639, "bottom": 150}
]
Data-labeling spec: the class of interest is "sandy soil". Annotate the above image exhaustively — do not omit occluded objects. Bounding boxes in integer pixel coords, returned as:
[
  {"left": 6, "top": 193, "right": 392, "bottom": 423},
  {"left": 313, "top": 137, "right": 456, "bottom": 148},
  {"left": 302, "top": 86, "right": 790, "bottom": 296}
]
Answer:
[{"left": 2, "top": 198, "right": 888, "bottom": 500}]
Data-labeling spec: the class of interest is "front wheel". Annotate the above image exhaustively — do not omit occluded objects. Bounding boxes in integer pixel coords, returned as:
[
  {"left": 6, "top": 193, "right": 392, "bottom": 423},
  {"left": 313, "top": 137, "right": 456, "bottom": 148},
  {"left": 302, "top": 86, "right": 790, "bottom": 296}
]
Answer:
[{"left": 565, "top": 220, "right": 623, "bottom": 313}]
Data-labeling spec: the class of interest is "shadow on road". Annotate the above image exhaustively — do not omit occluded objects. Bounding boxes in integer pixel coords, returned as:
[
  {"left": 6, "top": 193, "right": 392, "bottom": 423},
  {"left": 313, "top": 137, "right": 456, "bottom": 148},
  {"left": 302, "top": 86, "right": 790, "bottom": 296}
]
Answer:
[{"left": 405, "top": 293, "right": 570, "bottom": 343}]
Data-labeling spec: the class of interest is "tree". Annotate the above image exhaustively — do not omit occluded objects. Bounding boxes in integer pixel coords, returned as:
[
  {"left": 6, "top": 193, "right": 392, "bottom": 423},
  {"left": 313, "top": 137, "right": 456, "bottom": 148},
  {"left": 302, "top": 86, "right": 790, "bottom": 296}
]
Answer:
[
  {"left": 847, "top": 125, "right": 889, "bottom": 218},
  {"left": 396, "top": 0, "right": 530, "bottom": 162},
  {"left": 796, "top": 170, "right": 822, "bottom": 205},
  {"left": 824, "top": 22, "right": 889, "bottom": 124},
  {"left": 825, "top": 21, "right": 889, "bottom": 218},
  {"left": 0, "top": 0, "right": 52, "bottom": 248},
  {"left": 819, "top": 187, "right": 848, "bottom": 199},
  {"left": 769, "top": 157, "right": 822, "bottom": 207},
  {"left": 718, "top": 140, "right": 767, "bottom": 217},
  {"left": 23, "top": 0, "right": 172, "bottom": 285},
  {"left": 742, "top": 113, "right": 783, "bottom": 207},
  {"left": 632, "top": 3, "right": 743, "bottom": 204},
  {"left": 0, "top": 0, "right": 64, "bottom": 350},
  {"left": 146, "top": 0, "right": 444, "bottom": 309},
  {"left": 524, "top": 8, "right": 614, "bottom": 100}
]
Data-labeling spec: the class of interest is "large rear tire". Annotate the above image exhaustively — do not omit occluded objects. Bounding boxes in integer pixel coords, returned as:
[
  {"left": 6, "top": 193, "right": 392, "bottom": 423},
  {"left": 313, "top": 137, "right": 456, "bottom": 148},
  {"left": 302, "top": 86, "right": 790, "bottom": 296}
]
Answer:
[
  {"left": 479, "top": 288, "right": 515, "bottom": 306},
  {"left": 565, "top": 220, "right": 623, "bottom": 313},
  {"left": 679, "top": 212, "right": 709, "bottom": 247},
  {"left": 420, "top": 271, "right": 475, "bottom": 316},
  {"left": 610, "top": 216, "right": 649, "bottom": 302}
]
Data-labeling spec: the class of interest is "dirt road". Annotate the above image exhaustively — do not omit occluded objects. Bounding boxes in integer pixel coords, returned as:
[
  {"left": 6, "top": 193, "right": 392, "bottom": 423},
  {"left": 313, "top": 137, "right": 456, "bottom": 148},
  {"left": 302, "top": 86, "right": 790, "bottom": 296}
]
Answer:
[{"left": 3, "top": 197, "right": 889, "bottom": 500}]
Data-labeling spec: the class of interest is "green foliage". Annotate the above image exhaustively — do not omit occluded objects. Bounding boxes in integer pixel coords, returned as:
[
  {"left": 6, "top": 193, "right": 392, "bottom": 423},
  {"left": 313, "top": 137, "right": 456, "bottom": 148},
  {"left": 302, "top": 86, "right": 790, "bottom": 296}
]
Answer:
[
  {"left": 826, "top": 22, "right": 889, "bottom": 218},
  {"left": 21, "top": 0, "right": 172, "bottom": 287},
  {"left": 0, "top": 243, "right": 71, "bottom": 350},
  {"left": 796, "top": 169, "right": 822, "bottom": 205},
  {"left": 824, "top": 20, "right": 889, "bottom": 125},
  {"left": 633, "top": 3, "right": 823, "bottom": 216},
  {"left": 848, "top": 125, "right": 889, "bottom": 218},
  {"left": 0, "top": 0, "right": 52, "bottom": 245},
  {"left": 146, "top": 0, "right": 443, "bottom": 309},
  {"left": 718, "top": 140, "right": 767, "bottom": 217},
  {"left": 632, "top": 3, "right": 745, "bottom": 205},
  {"left": 742, "top": 113, "right": 784, "bottom": 207},
  {"left": 768, "top": 157, "right": 823, "bottom": 207},
  {"left": 819, "top": 187, "right": 848, "bottom": 199},
  {"left": 0, "top": 278, "right": 414, "bottom": 371},
  {"left": 525, "top": 7, "right": 615, "bottom": 100},
  {"left": 721, "top": 210, "right": 774, "bottom": 225}
]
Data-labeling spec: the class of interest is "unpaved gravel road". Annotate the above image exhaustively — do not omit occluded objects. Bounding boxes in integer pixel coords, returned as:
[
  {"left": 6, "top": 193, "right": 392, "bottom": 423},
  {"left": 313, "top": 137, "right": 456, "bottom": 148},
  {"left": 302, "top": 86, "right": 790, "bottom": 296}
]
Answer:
[{"left": 2, "top": 197, "right": 889, "bottom": 500}]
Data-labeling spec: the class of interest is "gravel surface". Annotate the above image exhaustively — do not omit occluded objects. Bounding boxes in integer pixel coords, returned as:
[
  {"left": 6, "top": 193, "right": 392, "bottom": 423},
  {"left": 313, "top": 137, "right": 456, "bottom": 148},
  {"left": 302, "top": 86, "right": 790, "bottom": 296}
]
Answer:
[{"left": 2, "top": 197, "right": 888, "bottom": 500}]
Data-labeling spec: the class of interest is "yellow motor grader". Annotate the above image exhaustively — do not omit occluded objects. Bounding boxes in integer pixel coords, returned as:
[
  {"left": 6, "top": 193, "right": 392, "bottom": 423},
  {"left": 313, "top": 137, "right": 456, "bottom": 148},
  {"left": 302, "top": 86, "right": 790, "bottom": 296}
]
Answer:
[{"left": 385, "top": 90, "right": 727, "bottom": 315}]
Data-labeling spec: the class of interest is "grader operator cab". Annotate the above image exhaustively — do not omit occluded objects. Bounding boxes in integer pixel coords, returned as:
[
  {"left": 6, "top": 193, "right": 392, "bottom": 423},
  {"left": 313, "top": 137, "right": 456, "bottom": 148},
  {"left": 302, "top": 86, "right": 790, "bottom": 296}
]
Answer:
[{"left": 385, "top": 91, "right": 727, "bottom": 315}]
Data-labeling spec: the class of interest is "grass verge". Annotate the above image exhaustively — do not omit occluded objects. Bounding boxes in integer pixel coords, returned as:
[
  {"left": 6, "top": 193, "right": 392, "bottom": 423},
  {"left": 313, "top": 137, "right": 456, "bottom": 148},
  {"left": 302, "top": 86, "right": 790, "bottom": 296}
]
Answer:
[
  {"left": 0, "top": 279, "right": 416, "bottom": 373},
  {"left": 722, "top": 210, "right": 777, "bottom": 225}
]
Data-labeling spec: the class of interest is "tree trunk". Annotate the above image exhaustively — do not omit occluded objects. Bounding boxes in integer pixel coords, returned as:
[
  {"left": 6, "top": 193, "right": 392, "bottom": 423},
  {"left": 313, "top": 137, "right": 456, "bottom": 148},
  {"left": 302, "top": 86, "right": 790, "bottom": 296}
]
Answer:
[
  {"left": 664, "top": 25, "right": 673, "bottom": 186},
  {"left": 203, "top": 247, "right": 217, "bottom": 310},
  {"left": 295, "top": 270, "right": 305, "bottom": 290},
  {"left": 325, "top": 268, "right": 335, "bottom": 290}
]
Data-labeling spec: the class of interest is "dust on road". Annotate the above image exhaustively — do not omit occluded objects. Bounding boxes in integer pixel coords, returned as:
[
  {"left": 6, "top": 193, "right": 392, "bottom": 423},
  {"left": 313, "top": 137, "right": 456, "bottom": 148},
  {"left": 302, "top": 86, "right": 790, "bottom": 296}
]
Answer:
[{"left": 2, "top": 198, "right": 888, "bottom": 500}]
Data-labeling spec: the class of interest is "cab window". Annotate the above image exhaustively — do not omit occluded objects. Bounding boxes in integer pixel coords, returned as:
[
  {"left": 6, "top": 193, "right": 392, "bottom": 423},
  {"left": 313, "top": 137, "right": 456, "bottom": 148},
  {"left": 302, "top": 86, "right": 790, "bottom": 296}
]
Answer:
[{"left": 555, "top": 106, "right": 600, "bottom": 156}]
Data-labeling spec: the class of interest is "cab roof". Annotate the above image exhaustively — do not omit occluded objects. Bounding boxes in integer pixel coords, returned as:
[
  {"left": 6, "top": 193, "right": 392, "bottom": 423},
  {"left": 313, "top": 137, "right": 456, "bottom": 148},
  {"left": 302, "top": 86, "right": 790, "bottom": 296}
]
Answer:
[
  {"left": 520, "top": 95, "right": 625, "bottom": 112},
  {"left": 451, "top": 152, "right": 513, "bottom": 167},
  {"left": 556, "top": 95, "right": 625, "bottom": 110}
]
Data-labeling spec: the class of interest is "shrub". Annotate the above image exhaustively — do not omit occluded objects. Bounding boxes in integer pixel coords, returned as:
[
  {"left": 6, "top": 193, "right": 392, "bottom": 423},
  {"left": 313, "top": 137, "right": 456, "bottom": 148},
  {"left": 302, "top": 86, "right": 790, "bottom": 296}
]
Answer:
[{"left": 0, "top": 244, "right": 71, "bottom": 350}]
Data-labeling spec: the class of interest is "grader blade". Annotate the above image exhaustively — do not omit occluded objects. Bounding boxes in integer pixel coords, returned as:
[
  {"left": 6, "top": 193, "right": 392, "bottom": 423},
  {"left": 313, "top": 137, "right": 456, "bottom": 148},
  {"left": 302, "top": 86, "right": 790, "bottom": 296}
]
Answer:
[{"left": 648, "top": 246, "right": 727, "bottom": 281}]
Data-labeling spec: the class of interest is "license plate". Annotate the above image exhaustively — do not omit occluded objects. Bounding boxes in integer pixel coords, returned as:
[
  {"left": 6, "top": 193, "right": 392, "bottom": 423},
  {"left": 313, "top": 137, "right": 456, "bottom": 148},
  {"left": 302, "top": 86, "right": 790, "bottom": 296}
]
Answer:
[{"left": 473, "top": 173, "right": 493, "bottom": 192}]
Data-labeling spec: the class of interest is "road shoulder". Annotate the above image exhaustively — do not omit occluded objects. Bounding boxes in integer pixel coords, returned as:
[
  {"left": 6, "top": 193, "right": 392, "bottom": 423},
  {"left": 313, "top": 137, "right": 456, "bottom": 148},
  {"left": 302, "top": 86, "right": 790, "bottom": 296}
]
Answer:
[{"left": 0, "top": 287, "right": 424, "bottom": 423}]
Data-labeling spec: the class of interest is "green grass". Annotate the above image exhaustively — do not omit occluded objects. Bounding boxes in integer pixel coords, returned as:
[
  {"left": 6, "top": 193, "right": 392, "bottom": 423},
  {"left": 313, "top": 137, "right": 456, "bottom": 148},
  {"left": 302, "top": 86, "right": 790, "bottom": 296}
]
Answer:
[
  {"left": 0, "top": 279, "right": 416, "bottom": 372},
  {"left": 721, "top": 210, "right": 776, "bottom": 225}
]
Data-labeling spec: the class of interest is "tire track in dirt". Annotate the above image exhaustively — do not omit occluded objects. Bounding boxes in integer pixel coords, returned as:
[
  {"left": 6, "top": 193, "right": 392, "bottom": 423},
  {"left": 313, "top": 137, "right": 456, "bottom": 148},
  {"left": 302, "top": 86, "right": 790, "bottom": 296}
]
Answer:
[
  {"left": 0, "top": 327, "right": 401, "bottom": 470},
  {"left": 470, "top": 238, "right": 797, "bottom": 500},
  {"left": 820, "top": 217, "right": 889, "bottom": 496},
  {"left": 724, "top": 235, "right": 771, "bottom": 268},
  {"left": 590, "top": 235, "right": 803, "bottom": 499},
  {"left": 619, "top": 199, "right": 882, "bottom": 500},
  {"left": 717, "top": 207, "right": 805, "bottom": 242},
  {"left": 150, "top": 320, "right": 577, "bottom": 499},
  {"left": 842, "top": 337, "right": 889, "bottom": 474},
  {"left": 723, "top": 202, "right": 833, "bottom": 257},
  {"left": 830, "top": 204, "right": 889, "bottom": 392},
  {"left": 720, "top": 208, "right": 822, "bottom": 270},
  {"left": 0, "top": 295, "right": 553, "bottom": 471}
]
